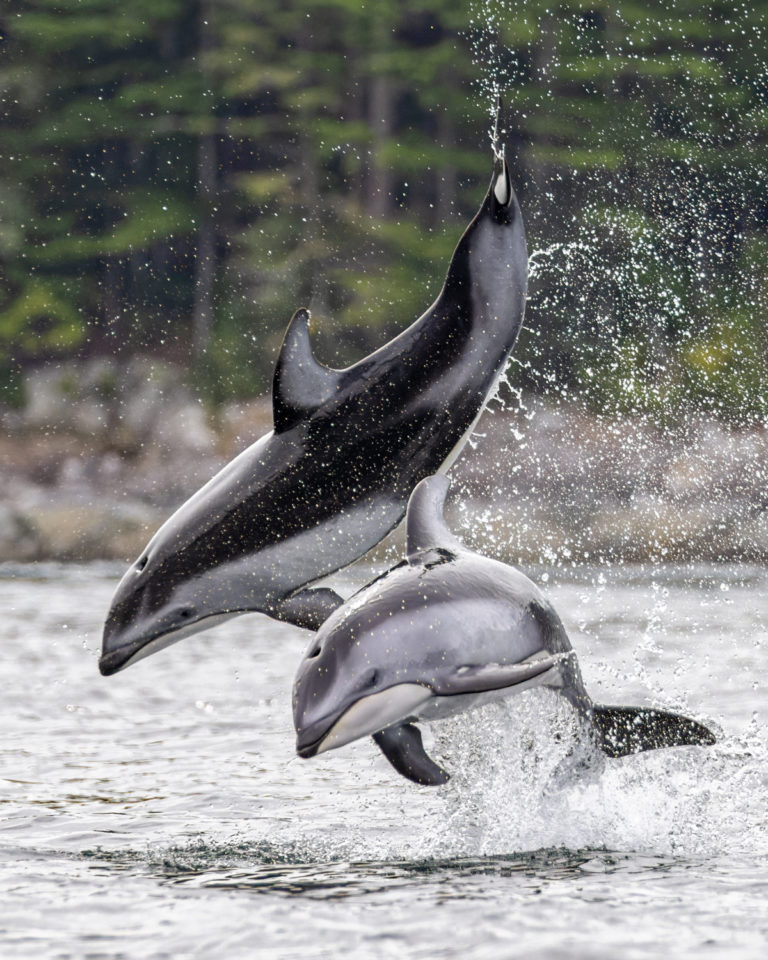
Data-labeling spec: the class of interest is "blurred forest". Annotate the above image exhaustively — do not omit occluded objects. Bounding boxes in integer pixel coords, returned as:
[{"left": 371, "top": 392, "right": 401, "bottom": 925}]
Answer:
[{"left": 1, "top": 0, "right": 767, "bottom": 419}]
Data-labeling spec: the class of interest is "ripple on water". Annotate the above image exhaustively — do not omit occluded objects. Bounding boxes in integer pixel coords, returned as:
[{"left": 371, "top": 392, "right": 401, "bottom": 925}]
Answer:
[{"left": 1, "top": 564, "right": 767, "bottom": 959}]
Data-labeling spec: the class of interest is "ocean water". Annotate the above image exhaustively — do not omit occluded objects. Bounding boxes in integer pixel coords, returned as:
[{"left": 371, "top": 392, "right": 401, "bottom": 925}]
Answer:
[{"left": 1, "top": 561, "right": 766, "bottom": 959}]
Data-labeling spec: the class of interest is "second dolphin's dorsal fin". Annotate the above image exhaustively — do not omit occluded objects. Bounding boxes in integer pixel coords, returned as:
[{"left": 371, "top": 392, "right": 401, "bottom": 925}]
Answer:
[
  {"left": 272, "top": 308, "right": 342, "bottom": 433},
  {"left": 406, "top": 475, "right": 464, "bottom": 559}
]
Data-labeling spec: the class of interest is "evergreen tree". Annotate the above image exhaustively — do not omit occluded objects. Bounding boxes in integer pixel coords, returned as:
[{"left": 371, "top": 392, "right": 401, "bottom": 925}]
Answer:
[{"left": 0, "top": 0, "right": 765, "bottom": 418}]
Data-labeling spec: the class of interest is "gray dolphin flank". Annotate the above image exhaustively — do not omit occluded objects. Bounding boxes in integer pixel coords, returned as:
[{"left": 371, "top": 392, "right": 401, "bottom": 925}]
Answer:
[{"left": 292, "top": 475, "right": 716, "bottom": 786}]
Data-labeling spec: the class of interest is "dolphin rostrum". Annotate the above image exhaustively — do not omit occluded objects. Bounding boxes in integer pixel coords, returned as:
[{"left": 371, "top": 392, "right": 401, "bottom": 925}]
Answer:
[
  {"left": 100, "top": 150, "right": 527, "bottom": 675},
  {"left": 293, "top": 475, "right": 716, "bottom": 785}
]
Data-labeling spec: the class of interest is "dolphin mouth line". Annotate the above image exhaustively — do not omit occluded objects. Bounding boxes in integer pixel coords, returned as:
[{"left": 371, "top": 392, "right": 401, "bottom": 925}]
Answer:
[
  {"left": 99, "top": 612, "right": 239, "bottom": 676},
  {"left": 296, "top": 683, "right": 434, "bottom": 759},
  {"left": 98, "top": 630, "right": 174, "bottom": 676},
  {"left": 295, "top": 733, "right": 327, "bottom": 760},
  {"left": 99, "top": 640, "right": 152, "bottom": 676}
]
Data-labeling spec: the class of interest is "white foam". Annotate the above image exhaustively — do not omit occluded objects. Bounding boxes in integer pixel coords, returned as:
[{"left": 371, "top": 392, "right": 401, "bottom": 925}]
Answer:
[{"left": 411, "top": 692, "right": 768, "bottom": 860}]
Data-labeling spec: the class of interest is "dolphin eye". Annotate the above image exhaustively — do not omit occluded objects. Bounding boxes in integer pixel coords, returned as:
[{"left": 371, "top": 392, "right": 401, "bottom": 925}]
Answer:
[
  {"left": 177, "top": 607, "right": 195, "bottom": 620},
  {"left": 367, "top": 670, "right": 379, "bottom": 687}
]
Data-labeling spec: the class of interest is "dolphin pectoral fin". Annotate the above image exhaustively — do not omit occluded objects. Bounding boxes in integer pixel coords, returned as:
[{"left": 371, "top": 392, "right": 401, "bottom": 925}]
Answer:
[
  {"left": 434, "top": 654, "right": 561, "bottom": 696},
  {"left": 272, "top": 308, "right": 343, "bottom": 432},
  {"left": 372, "top": 723, "right": 450, "bottom": 786},
  {"left": 590, "top": 705, "right": 716, "bottom": 758},
  {"left": 271, "top": 587, "right": 345, "bottom": 631}
]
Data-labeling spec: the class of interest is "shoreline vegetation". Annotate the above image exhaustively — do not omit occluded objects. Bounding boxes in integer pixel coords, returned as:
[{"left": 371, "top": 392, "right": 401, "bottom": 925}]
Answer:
[
  {"left": 2, "top": 358, "right": 766, "bottom": 566},
  {"left": 2, "top": 3, "right": 767, "bottom": 425},
  {"left": 2, "top": 4, "right": 766, "bottom": 572}
]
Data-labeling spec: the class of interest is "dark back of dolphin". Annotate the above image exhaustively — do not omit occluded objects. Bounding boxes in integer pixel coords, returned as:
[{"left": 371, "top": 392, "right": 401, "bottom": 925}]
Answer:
[{"left": 101, "top": 153, "right": 527, "bottom": 674}]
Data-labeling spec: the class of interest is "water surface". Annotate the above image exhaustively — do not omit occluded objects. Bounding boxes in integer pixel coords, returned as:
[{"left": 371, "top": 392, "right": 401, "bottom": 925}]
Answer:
[{"left": 1, "top": 562, "right": 766, "bottom": 959}]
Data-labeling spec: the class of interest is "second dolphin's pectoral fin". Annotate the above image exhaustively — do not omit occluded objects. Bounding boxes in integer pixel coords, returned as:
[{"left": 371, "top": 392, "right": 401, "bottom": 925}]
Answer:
[
  {"left": 270, "top": 587, "right": 345, "bottom": 631},
  {"left": 272, "top": 308, "right": 343, "bottom": 433},
  {"left": 433, "top": 654, "right": 562, "bottom": 696},
  {"left": 373, "top": 723, "right": 450, "bottom": 786},
  {"left": 591, "top": 705, "right": 716, "bottom": 758},
  {"left": 406, "top": 475, "right": 464, "bottom": 559}
]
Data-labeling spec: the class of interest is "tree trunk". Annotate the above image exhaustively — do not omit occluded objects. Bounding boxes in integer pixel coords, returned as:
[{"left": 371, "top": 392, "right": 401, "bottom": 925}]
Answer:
[
  {"left": 436, "top": 107, "right": 457, "bottom": 224},
  {"left": 367, "top": 15, "right": 396, "bottom": 220},
  {"left": 192, "top": 1, "right": 216, "bottom": 360},
  {"left": 526, "top": 16, "right": 557, "bottom": 194},
  {"left": 193, "top": 132, "right": 216, "bottom": 359}
]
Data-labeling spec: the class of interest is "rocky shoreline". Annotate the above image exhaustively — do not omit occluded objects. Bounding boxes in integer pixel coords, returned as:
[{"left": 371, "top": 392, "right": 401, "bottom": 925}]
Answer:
[{"left": 2, "top": 358, "right": 767, "bottom": 565}]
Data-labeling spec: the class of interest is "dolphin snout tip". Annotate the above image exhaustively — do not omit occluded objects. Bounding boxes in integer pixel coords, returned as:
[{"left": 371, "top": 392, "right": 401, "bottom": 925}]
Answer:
[
  {"left": 294, "top": 713, "right": 337, "bottom": 759},
  {"left": 295, "top": 732, "right": 322, "bottom": 760},
  {"left": 99, "top": 617, "right": 154, "bottom": 676},
  {"left": 98, "top": 647, "right": 128, "bottom": 677},
  {"left": 99, "top": 611, "right": 136, "bottom": 674}
]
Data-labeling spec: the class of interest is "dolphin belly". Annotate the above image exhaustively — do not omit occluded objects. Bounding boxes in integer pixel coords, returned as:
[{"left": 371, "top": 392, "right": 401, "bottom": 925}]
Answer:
[{"left": 300, "top": 684, "right": 433, "bottom": 757}]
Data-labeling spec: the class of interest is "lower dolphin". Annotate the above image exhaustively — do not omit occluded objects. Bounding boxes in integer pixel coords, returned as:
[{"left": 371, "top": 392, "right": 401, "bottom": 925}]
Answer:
[{"left": 292, "top": 475, "right": 715, "bottom": 785}]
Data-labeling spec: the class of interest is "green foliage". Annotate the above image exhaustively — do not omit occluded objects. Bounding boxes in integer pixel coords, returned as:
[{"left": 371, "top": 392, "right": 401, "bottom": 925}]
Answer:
[
  {"left": 0, "top": 278, "right": 84, "bottom": 353},
  {"left": 0, "top": 0, "right": 766, "bottom": 418}
]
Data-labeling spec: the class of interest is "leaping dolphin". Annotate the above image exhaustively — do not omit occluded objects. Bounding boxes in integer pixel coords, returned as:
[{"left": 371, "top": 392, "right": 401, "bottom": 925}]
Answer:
[
  {"left": 100, "top": 151, "right": 527, "bottom": 675},
  {"left": 293, "top": 475, "right": 715, "bottom": 785}
]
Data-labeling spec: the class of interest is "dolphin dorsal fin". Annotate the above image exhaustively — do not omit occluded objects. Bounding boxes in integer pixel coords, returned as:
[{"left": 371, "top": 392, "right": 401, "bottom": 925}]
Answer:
[
  {"left": 406, "top": 475, "right": 463, "bottom": 558},
  {"left": 272, "top": 308, "right": 342, "bottom": 433}
]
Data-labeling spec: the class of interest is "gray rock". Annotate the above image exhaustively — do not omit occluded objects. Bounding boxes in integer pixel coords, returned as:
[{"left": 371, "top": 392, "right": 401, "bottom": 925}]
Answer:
[{"left": 0, "top": 503, "right": 39, "bottom": 561}]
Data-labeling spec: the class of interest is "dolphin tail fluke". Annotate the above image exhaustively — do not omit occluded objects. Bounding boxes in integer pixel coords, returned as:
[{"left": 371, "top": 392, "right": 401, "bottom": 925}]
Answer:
[
  {"left": 271, "top": 587, "right": 345, "bottom": 631},
  {"left": 373, "top": 723, "right": 450, "bottom": 786},
  {"left": 590, "top": 704, "right": 716, "bottom": 758}
]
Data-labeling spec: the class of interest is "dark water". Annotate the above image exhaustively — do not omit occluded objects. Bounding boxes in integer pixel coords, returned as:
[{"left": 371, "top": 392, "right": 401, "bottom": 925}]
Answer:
[{"left": 1, "top": 562, "right": 766, "bottom": 959}]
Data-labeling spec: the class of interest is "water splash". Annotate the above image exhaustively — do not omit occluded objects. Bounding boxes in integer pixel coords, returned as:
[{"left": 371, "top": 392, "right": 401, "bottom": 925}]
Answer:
[
  {"left": 418, "top": 693, "right": 767, "bottom": 860},
  {"left": 83, "top": 689, "right": 767, "bottom": 874},
  {"left": 465, "top": 1, "right": 767, "bottom": 424}
]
